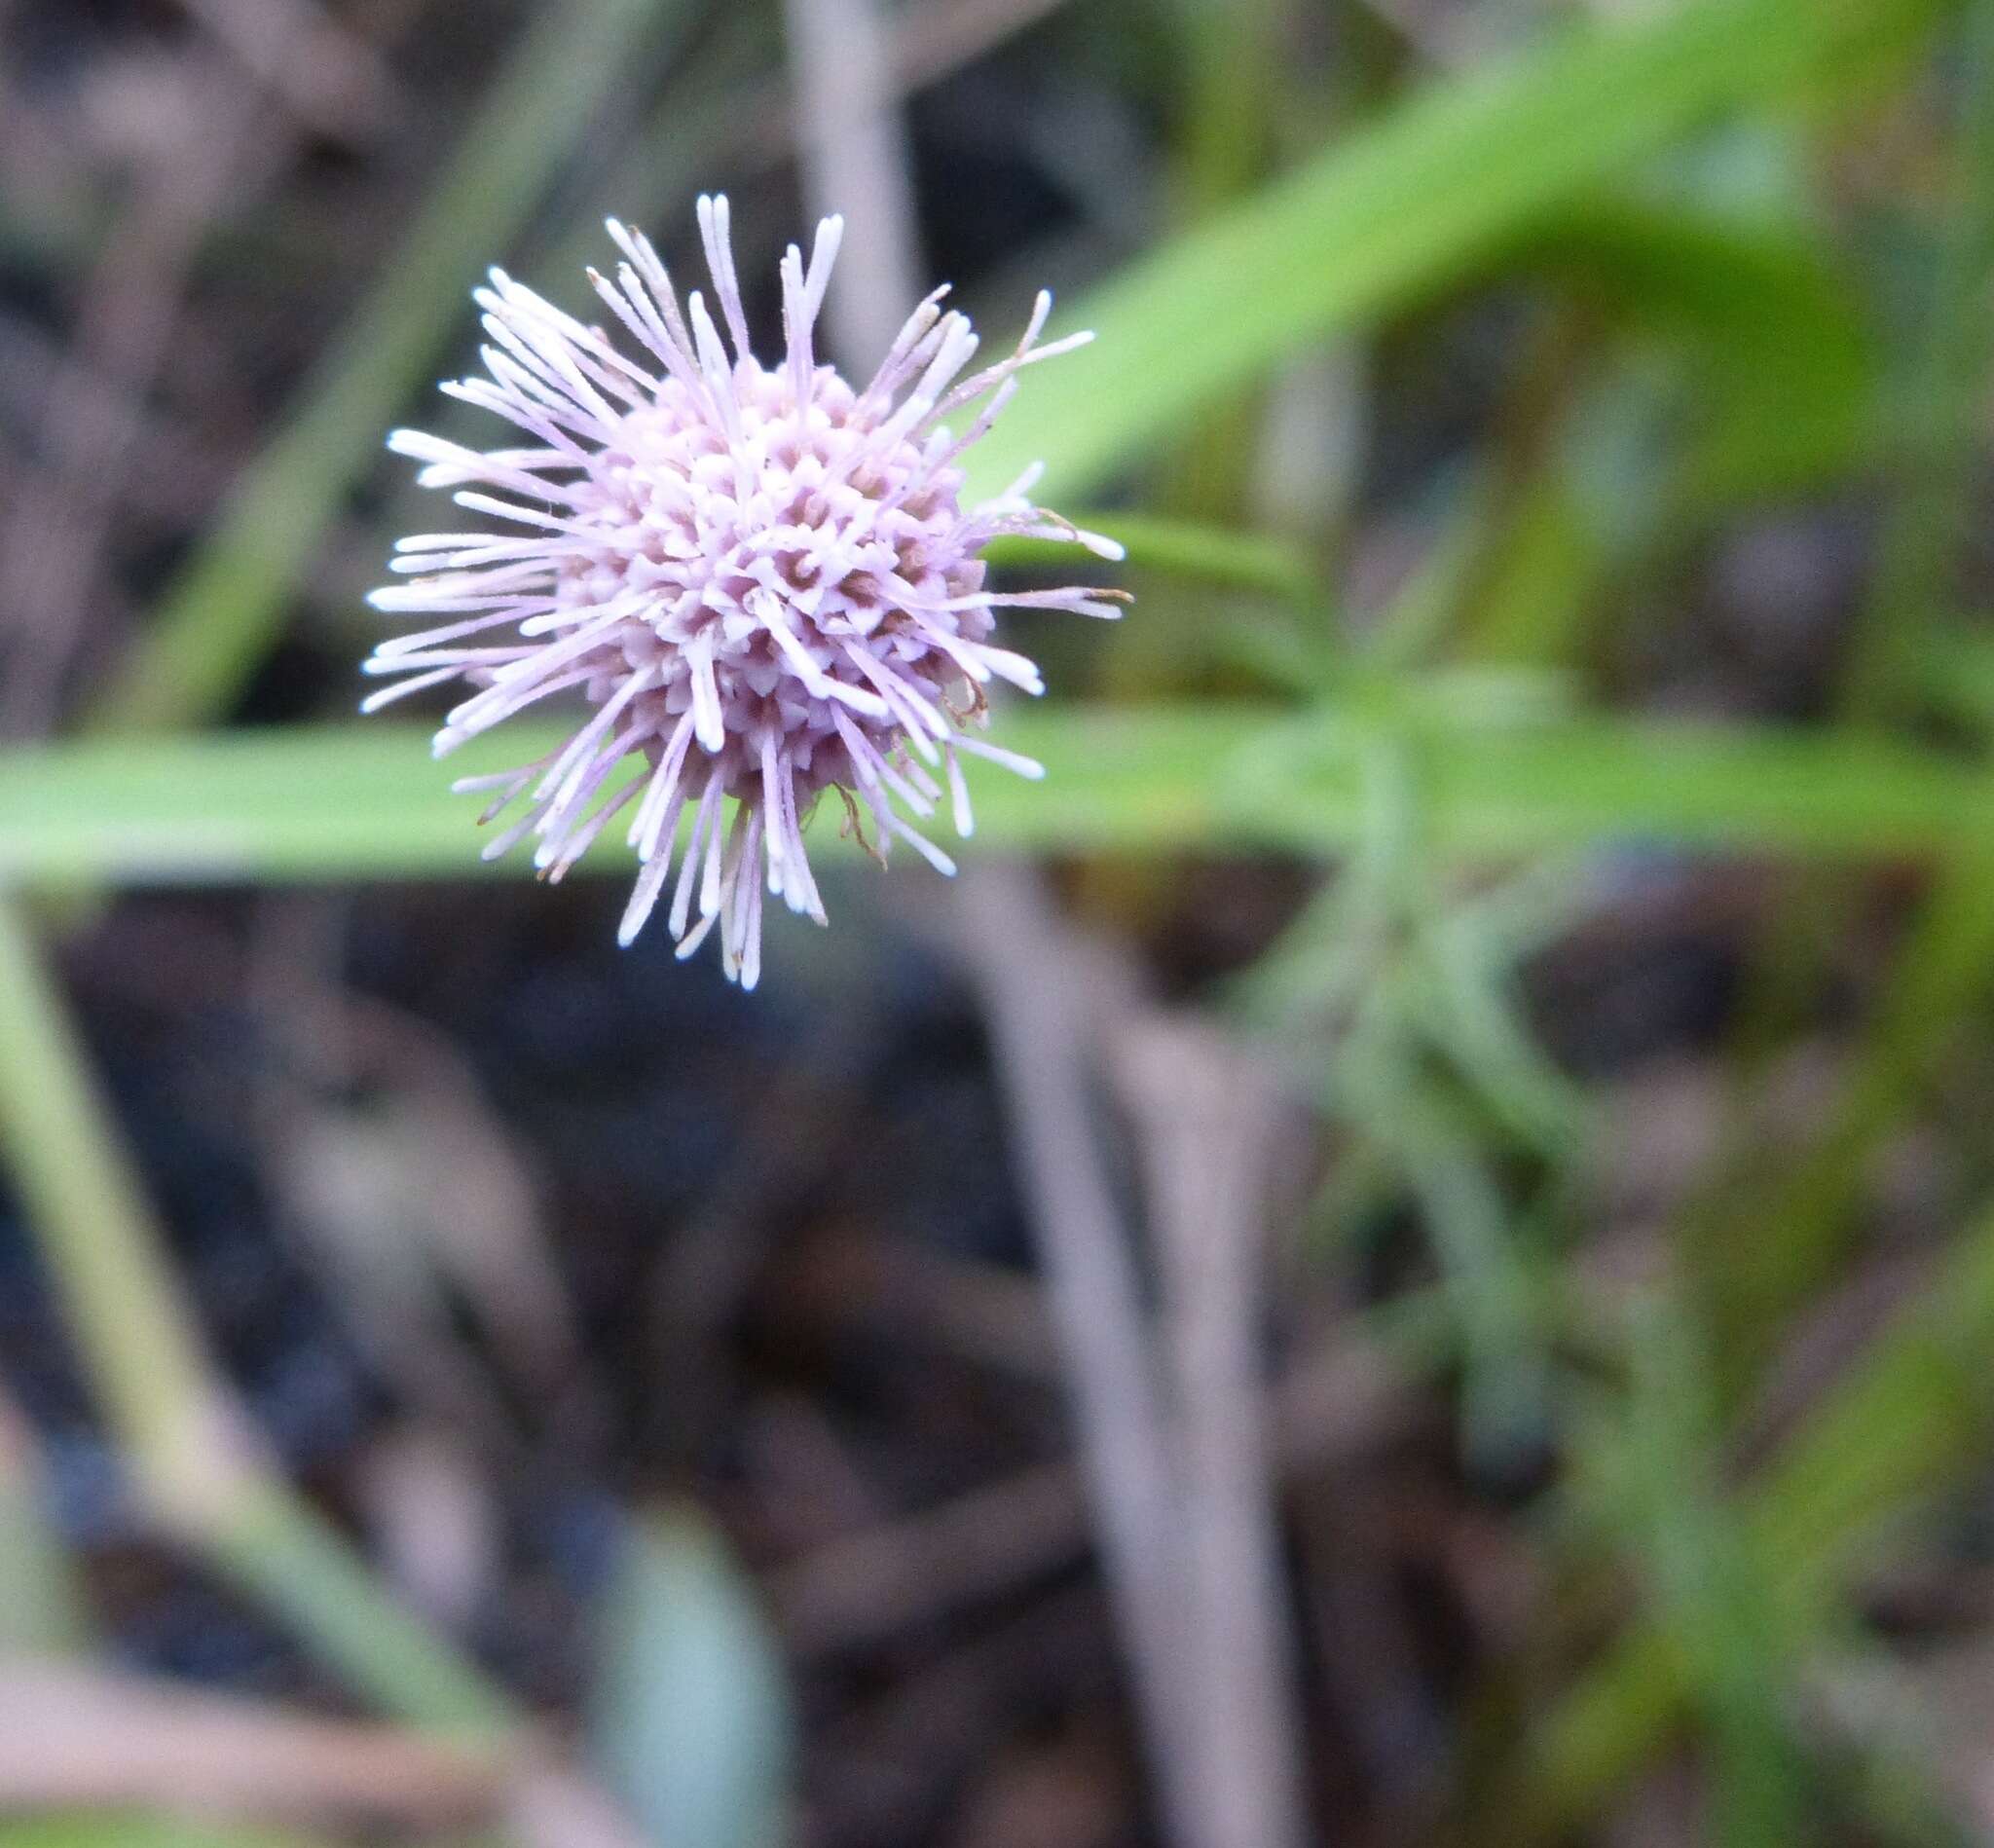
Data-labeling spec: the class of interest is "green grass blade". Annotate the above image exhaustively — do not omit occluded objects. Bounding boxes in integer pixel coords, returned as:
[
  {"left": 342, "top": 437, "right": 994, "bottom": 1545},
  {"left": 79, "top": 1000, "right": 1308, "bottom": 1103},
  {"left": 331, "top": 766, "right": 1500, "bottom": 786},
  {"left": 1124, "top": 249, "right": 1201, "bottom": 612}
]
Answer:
[
  {"left": 0, "top": 1824, "right": 327, "bottom": 1848},
  {"left": 1, "top": 710, "right": 1990, "bottom": 887},
  {"left": 1687, "top": 840, "right": 1994, "bottom": 1392},
  {"left": 1845, "top": 0, "right": 1994, "bottom": 724},
  {"left": 0, "top": 1396, "right": 88, "bottom": 1654},
  {"left": 1520, "top": 196, "right": 1874, "bottom": 507},
  {"left": 1500, "top": 1198, "right": 1994, "bottom": 1843},
  {"left": 983, "top": 512, "right": 1322, "bottom": 606},
  {"left": 1680, "top": 0, "right": 1994, "bottom": 1393},
  {"left": 0, "top": 902, "right": 516, "bottom": 1737},
  {"left": 587, "top": 1508, "right": 794, "bottom": 1848},
  {"left": 1571, "top": 1305, "right": 1815, "bottom": 1845},
  {"left": 964, "top": 0, "right": 1948, "bottom": 507},
  {"left": 92, "top": 0, "right": 684, "bottom": 734}
]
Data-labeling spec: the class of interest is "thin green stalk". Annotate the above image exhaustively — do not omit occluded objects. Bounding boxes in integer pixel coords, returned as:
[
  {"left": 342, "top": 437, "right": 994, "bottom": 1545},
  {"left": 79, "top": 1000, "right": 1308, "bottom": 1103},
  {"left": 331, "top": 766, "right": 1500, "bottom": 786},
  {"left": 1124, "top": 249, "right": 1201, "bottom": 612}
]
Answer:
[
  {"left": 0, "top": 898, "right": 515, "bottom": 1738},
  {"left": 962, "top": 0, "right": 1954, "bottom": 506},
  {"left": 1845, "top": 0, "right": 1994, "bottom": 723},
  {"left": 1686, "top": 0, "right": 1994, "bottom": 1389},
  {"left": 6, "top": 708, "right": 1994, "bottom": 887},
  {"left": 1442, "top": 308, "right": 1598, "bottom": 667},
  {"left": 0, "top": 1386, "right": 88, "bottom": 1653},
  {"left": 1587, "top": 1305, "right": 1814, "bottom": 1848},
  {"left": 1498, "top": 1191, "right": 1994, "bottom": 1844},
  {"left": 1690, "top": 840, "right": 1994, "bottom": 1392},
  {"left": 983, "top": 512, "right": 1323, "bottom": 606},
  {"left": 0, "top": 1822, "right": 334, "bottom": 1848},
  {"left": 91, "top": 0, "right": 683, "bottom": 735},
  {"left": 1154, "top": 0, "right": 1285, "bottom": 533},
  {"left": 374, "top": 1, "right": 777, "bottom": 546}
]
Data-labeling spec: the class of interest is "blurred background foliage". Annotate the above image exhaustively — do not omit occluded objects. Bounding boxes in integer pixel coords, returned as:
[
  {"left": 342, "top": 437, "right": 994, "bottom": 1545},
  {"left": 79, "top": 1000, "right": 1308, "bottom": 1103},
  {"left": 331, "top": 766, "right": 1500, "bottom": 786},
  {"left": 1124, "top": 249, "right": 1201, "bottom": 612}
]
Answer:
[{"left": 6, "top": 0, "right": 1994, "bottom": 1843}]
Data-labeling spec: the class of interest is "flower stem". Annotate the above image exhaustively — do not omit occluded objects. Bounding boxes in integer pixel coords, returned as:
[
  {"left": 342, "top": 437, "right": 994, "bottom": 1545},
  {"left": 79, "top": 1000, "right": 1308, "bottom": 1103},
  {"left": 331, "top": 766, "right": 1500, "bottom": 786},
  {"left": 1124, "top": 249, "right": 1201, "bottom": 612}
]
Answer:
[{"left": 0, "top": 896, "right": 516, "bottom": 1740}]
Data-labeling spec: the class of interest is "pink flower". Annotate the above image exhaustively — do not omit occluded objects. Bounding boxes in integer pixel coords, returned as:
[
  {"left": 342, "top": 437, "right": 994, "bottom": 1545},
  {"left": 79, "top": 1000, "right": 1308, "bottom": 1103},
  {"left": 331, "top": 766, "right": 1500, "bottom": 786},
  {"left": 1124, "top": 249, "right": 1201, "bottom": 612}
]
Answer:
[{"left": 364, "top": 197, "right": 1123, "bottom": 988}]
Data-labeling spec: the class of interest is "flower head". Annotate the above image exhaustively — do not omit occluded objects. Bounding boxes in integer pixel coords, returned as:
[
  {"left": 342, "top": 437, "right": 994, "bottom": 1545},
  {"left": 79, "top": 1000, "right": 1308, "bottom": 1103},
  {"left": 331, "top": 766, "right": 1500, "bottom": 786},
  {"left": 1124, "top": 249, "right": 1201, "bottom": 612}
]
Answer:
[{"left": 363, "top": 196, "right": 1122, "bottom": 988}]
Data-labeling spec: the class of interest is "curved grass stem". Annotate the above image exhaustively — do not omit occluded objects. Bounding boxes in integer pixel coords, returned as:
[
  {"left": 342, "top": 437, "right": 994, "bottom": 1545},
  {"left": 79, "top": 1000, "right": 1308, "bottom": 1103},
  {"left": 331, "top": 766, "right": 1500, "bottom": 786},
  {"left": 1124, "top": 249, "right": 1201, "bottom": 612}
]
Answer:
[{"left": 0, "top": 897, "right": 517, "bottom": 1742}]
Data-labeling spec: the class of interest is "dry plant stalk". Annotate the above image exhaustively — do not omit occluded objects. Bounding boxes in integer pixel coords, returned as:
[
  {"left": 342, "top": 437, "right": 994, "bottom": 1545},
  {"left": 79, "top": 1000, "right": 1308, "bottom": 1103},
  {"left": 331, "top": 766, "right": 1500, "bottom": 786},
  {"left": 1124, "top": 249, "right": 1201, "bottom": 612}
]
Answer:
[
  {"left": 0, "top": 1662, "right": 497, "bottom": 1830},
  {"left": 1116, "top": 1017, "right": 1311, "bottom": 1848},
  {"left": 955, "top": 866, "right": 1319, "bottom": 1848}
]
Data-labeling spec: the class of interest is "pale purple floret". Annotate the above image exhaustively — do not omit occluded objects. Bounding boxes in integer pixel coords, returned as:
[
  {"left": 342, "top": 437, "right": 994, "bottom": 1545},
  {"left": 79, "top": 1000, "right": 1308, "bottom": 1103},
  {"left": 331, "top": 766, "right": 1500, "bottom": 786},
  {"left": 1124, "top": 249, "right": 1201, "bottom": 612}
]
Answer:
[{"left": 363, "top": 195, "right": 1123, "bottom": 989}]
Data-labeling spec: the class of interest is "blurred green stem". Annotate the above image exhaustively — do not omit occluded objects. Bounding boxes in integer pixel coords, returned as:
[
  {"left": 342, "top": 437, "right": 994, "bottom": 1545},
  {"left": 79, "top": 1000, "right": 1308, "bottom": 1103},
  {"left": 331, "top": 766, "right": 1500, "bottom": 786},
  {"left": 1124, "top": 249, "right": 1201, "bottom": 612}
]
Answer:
[
  {"left": 1605, "top": 1306, "right": 1812, "bottom": 1847},
  {"left": 9, "top": 708, "right": 1994, "bottom": 889},
  {"left": 0, "top": 1385, "right": 89, "bottom": 1653},
  {"left": 983, "top": 511, "right": 1323, "bottom": 607},
  {"left": 1505, "top": 1190, "right": 1994, "bottom": 1843},
  {"left": 1844, "top": 0, "right": 1994, "bottom": 724},
  {"left": 1689, "top": 0, "right": 1994, "bottom": 1390},
  {"left": 1690, "top": 840, "right": 1994, "bottom": 1392},
  {"left": 1153, "top": 0, "right": 1284, "bottom": 536},
  {"left": 0, "top": 897, "right": 516, "bottom": 1739},
  {"left": 90, "top": 0, "right": 681, "bottom": 735}
]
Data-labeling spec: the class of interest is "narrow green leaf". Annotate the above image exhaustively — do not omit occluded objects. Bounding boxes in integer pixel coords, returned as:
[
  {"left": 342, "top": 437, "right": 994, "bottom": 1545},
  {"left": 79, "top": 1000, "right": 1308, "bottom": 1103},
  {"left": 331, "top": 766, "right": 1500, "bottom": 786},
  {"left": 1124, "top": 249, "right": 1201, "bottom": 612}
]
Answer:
[
  {"left": 0, "top": 901, "right": 517, "bottom": 1738},
  {"left": 0, "top": 1402, "right": 89, "bottom": 1654},
  {"left": 1517, "top": 197, "right": 1874, "bottom": 504},
  {"left": 1680, "top": 0, "right": 1994, "bottom": 1398},
  {"left": 0, "top": 1823, "right": 324, "bottom": 1848},
  {"left": 1573, "top": 1305, "right": 1814, "bottom": 1845},
  {"left": 1503, "top": 1198, "right": 1994, "bottom": 1844},
  {"left": 92, "top": 0, "right": 686, "bottom": 735},
  {"left": 588, "top": 1507, "right": 794, "bottom": 1848},
  {"left": 0, "top": 709, "right": 1989, "bottom": 888},
  {"left": 983, "top": 512, "right": 1322, "bottom": 606},
  {"left": 1686, "top": 839, "right": 1994, "bottom": 1393},
  {"left": 965, "top": 0, "right": 1947, "bottom": 506}
]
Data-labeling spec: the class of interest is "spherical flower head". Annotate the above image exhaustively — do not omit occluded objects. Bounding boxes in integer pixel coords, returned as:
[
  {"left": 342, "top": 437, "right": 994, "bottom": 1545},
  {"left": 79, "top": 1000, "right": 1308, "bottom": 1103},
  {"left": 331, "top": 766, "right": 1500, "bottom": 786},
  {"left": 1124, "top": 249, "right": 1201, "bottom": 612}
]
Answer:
[{"left": 363, "top": 196, "right": 1125, "bottom": 989}]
